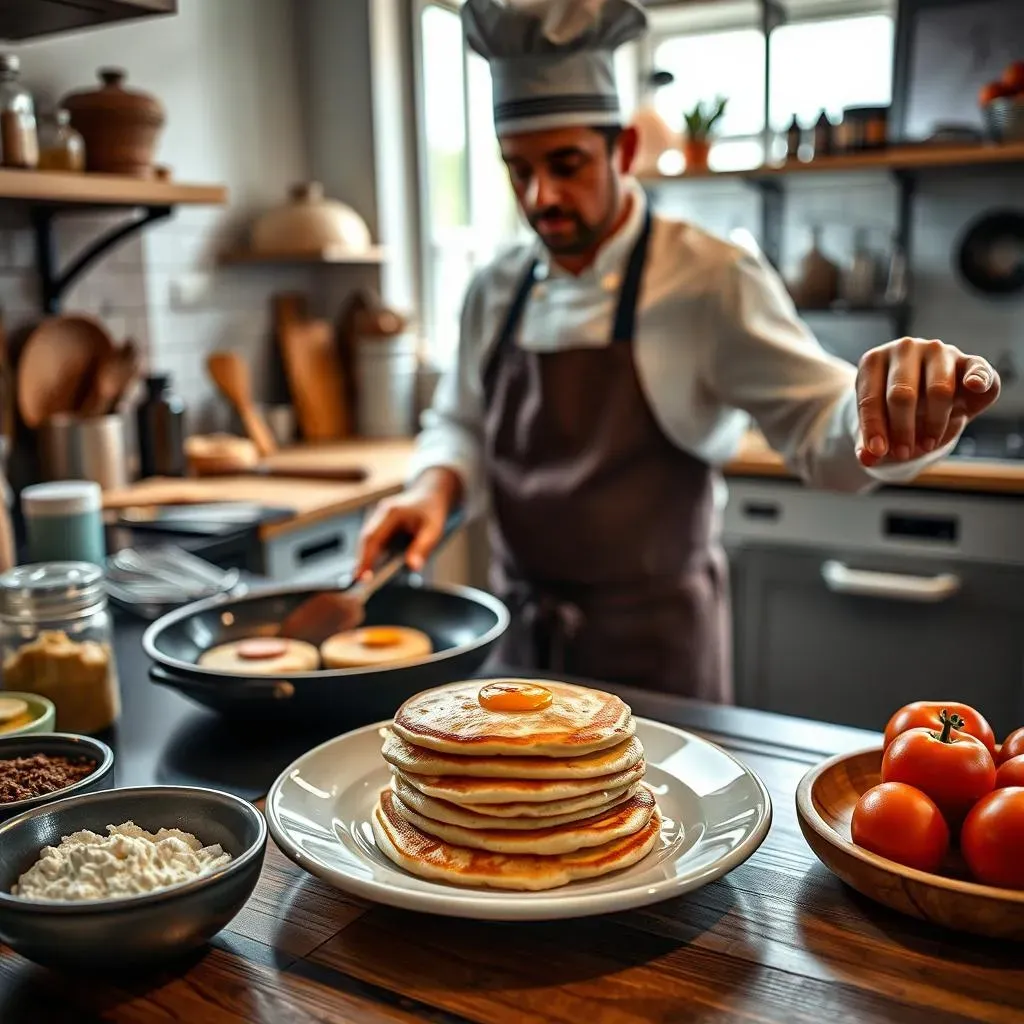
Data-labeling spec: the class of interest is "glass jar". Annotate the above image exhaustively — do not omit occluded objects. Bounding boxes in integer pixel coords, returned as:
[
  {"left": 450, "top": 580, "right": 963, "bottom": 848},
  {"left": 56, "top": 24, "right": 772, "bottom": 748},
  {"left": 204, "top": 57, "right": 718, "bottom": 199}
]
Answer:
[
  {"left": 38, "top": 109, "right": 85, "bottom": 172},
  {"left": 0, "top": 562, "right": 121, "bottom": 735},
  {"left": 0, "top": 54, "right": 38, "bottom": 169}
]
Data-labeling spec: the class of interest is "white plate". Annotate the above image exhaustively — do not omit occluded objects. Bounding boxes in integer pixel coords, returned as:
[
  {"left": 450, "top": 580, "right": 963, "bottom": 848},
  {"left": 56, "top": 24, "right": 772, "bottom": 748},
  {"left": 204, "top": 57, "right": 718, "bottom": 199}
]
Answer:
[{"left": 267, "top": 716, "right": 772, "bottom": 921}]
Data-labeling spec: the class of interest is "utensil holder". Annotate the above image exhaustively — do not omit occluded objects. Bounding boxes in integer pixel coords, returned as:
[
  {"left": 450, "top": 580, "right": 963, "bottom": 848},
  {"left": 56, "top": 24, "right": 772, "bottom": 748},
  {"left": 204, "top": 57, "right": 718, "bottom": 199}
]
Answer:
[
  {"left": 38, "top": 413, "right": 128, "bottom": 490},
  {"left": 354, "top": 334, "right": 418, "bottom": 438}
]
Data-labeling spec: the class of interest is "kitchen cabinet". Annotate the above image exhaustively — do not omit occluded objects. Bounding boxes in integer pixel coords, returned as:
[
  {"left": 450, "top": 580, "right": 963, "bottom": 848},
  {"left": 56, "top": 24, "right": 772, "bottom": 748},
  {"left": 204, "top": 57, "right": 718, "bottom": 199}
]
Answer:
[
  {"left": 729, "top": 543, "right": 1024, "bottom": 738},
  {"left": 0, "top": 0, "right": 175, "bottom": 42}
]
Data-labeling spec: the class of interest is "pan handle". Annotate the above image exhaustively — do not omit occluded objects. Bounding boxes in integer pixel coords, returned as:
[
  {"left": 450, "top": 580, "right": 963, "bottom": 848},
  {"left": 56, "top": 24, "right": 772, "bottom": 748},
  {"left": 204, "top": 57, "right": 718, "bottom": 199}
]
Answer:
[
  {"left": 149, "top": 664, "right": 297, "bottom": 701},
  {"left": 357, "top": 507, "right": 467, "bottom": 587}
]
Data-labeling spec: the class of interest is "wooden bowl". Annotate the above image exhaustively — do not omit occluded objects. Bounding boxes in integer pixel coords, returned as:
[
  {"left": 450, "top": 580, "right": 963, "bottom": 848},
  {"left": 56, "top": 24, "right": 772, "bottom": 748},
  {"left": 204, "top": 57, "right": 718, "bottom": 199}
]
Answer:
[{"left": 796, "top": 747, "right": 1024, "bottom": 940}]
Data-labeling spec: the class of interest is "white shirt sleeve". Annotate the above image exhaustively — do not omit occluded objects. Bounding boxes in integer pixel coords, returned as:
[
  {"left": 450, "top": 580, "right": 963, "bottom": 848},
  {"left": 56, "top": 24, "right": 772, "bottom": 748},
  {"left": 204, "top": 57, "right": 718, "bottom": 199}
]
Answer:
[
  {"left": 405, "top": 273, "right": 489, "bottom": 515},
  {"left": 707, "top": 250, "right": 957, "bottom": 492}
]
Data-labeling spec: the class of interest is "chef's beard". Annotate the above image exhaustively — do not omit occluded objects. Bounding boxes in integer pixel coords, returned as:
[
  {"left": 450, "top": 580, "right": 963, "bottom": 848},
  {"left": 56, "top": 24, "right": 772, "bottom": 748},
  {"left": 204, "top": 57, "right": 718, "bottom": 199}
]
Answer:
[{"left": 529, "top": 178, "right": 622, "bottom": 257}]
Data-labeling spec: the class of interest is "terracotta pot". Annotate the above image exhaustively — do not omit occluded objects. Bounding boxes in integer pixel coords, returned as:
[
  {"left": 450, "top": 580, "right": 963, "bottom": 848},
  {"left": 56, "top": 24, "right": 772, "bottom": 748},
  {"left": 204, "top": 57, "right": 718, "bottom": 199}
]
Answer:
[
  {"left": 250, "top": 182, "right": 373, "bottom": 255},
  {"left": 683, "top": 137, "right": 711, "bottom": 173},
  {"left": 61, "top": 68, "right": 165, "bottom": 178}
]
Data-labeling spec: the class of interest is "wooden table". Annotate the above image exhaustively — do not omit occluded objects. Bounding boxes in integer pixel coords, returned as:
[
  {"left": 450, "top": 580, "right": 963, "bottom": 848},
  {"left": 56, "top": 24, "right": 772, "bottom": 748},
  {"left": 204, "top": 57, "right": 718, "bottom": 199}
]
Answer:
[{"left": 2, "top": 692, "right": 1022, "bottom": 1024}]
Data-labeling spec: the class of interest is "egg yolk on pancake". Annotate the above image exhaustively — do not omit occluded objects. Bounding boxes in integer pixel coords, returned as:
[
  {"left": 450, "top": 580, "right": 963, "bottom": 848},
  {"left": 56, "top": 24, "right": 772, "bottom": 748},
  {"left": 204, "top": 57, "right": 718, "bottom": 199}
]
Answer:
[{"left": 478, "top": 682, "right": 553, "bottom": 712}]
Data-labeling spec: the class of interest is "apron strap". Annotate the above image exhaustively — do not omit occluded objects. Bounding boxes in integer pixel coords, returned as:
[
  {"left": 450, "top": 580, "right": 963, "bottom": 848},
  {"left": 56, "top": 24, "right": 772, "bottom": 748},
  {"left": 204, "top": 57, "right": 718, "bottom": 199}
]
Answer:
[{"left": 482, "top": 192, "right": 654, "bottom": 396}]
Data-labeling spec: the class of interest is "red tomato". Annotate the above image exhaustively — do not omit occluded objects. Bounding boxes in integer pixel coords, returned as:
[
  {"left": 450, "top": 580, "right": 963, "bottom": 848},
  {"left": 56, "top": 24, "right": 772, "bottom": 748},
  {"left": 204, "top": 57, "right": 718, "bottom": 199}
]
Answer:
[
  {"left": 851, "top": 782, "right": 949, "bottom": 872},
  {"left": 995, "top": 755, "right": 1024, "bottom": 789},
  {"left": 1002, "top": 61, "right": 1024, "bottom": 94},
  {"left": 883, "top": 701, "right": 996, "bottom": 757},
  {"left": 961, "top": 788, "right": 1024, "bottom": 889},
  {"left": 998, "top": 727, "right": 1024, "bottom": 765},
  {"left": 980, "top": 79, "right": 1010, "bottom": 105},
  {"left": 881, "top": 710, "right": 996, "bottom": 824}
]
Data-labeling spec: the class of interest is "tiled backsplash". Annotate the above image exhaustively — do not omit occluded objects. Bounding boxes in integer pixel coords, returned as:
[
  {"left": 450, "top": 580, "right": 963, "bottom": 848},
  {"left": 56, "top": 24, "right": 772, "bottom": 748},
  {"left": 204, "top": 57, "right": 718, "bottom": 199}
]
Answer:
[{"left": 650, "top": 165, "right": 1024, "bottom": 412}]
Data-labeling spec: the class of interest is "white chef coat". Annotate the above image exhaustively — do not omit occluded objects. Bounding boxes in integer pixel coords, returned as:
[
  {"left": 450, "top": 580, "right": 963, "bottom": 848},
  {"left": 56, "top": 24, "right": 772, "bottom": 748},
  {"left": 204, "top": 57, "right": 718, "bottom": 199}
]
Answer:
[{"left": 408, "top": 179, "right": 957, "bottom": 512}]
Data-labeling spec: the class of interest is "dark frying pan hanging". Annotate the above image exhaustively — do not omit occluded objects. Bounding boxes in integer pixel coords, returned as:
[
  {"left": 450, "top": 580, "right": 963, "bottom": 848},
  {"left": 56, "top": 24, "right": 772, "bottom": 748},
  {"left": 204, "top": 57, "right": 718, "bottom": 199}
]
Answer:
[
  {"left": 143, "top": 512, "right": 510, "bottom": 727},
  {"left": 955, "top": 210, "right": 1024, "bottom": 296}
]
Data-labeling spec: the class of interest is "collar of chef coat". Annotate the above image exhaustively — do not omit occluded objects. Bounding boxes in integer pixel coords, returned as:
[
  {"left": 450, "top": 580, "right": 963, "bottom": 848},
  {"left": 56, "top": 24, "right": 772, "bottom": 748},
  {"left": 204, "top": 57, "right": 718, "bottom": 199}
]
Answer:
[{"left": 530, "top": 176, "right": 647, "bottom": 292}]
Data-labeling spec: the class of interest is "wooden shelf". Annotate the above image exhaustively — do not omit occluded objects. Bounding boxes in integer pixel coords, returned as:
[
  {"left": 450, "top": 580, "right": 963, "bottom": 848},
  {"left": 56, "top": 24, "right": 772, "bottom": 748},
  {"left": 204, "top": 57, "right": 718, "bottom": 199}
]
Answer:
[
  {"left": 219, "top": 246, "right": 386, "bottom": 267},
  {"left": 0, "top": 168, "right": 227, "bottom": 206},
  {"left": 642, "top": 141, "right": 1024, "bottom": 184}
]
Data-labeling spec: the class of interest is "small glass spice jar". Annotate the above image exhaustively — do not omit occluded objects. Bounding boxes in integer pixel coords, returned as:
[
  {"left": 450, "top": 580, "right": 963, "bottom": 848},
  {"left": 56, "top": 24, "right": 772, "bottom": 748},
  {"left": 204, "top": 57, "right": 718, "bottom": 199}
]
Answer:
[
  {"left": 0, "top": 53, "right": 39, "bottom": 169},
  {"left": 38, "top": 109, "right": 86, "bottom": 172},
  {"left": 0, "top": 562, "right": 121, "bottom": 735}
]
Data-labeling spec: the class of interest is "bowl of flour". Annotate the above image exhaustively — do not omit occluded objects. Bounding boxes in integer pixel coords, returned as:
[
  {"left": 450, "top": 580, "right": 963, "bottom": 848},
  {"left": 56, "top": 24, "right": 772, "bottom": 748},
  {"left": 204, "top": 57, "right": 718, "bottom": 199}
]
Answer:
[{"left": 0, "top": 784, "right": 267, "bottom": 970}]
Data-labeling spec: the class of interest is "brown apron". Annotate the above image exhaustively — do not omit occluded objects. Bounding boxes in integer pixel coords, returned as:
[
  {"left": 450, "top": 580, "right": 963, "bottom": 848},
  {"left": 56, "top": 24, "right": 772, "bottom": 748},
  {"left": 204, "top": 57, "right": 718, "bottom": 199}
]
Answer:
[{"left": 482, "top": 203, "right": 732, "bottom": 702}]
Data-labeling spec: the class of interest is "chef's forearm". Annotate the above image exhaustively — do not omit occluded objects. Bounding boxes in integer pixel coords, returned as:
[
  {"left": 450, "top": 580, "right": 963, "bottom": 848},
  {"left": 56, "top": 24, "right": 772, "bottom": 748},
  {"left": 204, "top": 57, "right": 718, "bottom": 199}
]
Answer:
[{"left": 409, "top": 466, "right": 464, "bottom": 509}]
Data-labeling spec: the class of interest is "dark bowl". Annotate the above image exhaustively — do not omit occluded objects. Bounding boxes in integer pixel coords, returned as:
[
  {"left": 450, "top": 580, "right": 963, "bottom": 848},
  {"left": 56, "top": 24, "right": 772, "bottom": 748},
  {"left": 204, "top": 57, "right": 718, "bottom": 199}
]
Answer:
[
  {"left": 0, "top": 785, "right": 267, "bottom": 970},
  {"left": 0, "top": 733, "right": 115, "bottom": 824}
]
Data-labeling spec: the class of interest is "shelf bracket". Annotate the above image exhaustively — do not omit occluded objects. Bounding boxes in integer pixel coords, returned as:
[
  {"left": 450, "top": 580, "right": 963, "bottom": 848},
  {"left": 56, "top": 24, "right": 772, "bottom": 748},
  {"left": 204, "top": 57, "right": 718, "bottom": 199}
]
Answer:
[{"left": 32, "top": 204, "right": 173, "bottom": 314}]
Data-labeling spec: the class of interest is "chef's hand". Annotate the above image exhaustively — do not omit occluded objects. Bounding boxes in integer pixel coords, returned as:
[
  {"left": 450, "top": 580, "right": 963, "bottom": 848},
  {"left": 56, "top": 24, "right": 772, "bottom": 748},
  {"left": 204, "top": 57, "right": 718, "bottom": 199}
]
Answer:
[
  {"left": 856, "top": 339, "right": 1000, "bottom": 467},
  {"left": 355, "top": 467, "right": 462, "bottom": 578}
]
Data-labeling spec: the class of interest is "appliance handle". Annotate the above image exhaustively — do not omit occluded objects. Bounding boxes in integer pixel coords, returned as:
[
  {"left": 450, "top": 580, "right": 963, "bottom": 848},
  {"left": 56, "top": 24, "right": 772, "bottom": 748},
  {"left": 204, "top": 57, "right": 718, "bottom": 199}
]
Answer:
[{"left": 821, "top": 561, "right": 961, "bottom": 603}]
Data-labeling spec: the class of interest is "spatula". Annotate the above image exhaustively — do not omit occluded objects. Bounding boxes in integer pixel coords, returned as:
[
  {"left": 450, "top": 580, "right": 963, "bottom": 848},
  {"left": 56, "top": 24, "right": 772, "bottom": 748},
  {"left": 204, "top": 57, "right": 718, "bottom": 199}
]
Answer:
[
  {"left": 206, "top": 351, "right": 278, "bottom": 457},
  {"left": 278, "top": 510, "right": 464, "bottom": 646}
]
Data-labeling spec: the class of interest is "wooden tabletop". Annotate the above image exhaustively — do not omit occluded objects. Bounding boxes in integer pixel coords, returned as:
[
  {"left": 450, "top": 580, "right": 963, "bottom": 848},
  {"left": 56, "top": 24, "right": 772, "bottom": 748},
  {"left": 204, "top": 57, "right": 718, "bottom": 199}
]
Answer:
[
  {"left": 727, "top": 431, "right": 1024, "bottom": 496},
  {"left": 2, "top": 692, "right": 1021, "bottom": 1024}
]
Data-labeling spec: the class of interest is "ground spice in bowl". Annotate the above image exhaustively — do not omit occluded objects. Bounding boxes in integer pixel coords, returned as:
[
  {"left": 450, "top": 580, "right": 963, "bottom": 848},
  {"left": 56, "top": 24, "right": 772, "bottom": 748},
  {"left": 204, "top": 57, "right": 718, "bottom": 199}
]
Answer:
[{"left": 0, "top": 754, "right": 97, "bottom": 804}]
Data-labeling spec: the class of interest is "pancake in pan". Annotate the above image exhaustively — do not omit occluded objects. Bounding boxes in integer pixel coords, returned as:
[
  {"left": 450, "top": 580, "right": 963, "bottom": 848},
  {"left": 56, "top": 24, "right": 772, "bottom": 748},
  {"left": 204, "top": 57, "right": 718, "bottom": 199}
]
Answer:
[
  {"left": 382, "top": 730, "right": 644, "bottom": 780},
  {"left": 392, "top": 679, "right": 635, "bottom": 757},
  {"left": 393, "top": 759, "right": 646, "bottom": 805},
  {"left": 391, "top": 772, "right": 639, "bottom": 829},
  {"left": 392, "top": 787, "right": 656, "bottom": 855},
  {"left": 372, "top": 789, "right": 663, "bottom": 891}
]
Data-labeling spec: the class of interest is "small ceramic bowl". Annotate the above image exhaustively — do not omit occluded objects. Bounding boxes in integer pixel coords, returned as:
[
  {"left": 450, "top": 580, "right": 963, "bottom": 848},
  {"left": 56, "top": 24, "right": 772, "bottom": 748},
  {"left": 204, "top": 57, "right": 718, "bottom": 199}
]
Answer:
[
  {"left": 0, "top": 785, "right": 268, "bottom": 970},
  {"left": 0, "top": 733, "right": 114, "bottom": 824},
  {"left": 0, "top": 693, "right": 56, "bottom": 737}
]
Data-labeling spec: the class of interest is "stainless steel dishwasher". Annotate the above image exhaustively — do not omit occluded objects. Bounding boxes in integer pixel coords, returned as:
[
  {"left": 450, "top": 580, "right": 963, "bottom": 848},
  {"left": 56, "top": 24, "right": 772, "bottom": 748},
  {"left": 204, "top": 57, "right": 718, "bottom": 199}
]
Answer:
[{"left": 722, "top": 477, "right": 1024, "bottom": 737}]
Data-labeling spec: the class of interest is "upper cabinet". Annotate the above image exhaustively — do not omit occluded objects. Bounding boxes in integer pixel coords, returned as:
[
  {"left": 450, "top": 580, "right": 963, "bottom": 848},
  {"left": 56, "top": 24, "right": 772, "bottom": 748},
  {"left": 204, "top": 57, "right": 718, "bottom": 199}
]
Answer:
[{"left": 0, "top": 0, "right": 176, "bottom": 42}]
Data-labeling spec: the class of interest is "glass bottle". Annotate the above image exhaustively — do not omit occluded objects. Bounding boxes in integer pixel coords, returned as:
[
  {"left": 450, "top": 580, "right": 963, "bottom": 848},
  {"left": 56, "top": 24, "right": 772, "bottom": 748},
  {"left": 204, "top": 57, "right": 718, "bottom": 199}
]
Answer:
[
  {"left": 0, "top": 562, "right": 121, "bottom": 735},
  {"left": 785, "top": 114, "right": 802, "bottom": 161},
  {"left": 38, "top": 109, "right": 85, "bottom": 172},
  {"left": 136, "top": 373, "right": 186, "bottom": 478},
  {"left": 812, "top": 110, "right": 833, "bottom": 161},
  {"left": 0, "top": 54, "right": 39, "bottom": 169}
]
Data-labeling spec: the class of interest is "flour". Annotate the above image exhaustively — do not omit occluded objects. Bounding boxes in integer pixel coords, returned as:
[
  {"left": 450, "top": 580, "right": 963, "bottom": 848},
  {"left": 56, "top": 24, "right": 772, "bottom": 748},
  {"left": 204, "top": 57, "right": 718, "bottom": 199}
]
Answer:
[{"left": 12, "top": 820, "right": 233, "bottom": 901}]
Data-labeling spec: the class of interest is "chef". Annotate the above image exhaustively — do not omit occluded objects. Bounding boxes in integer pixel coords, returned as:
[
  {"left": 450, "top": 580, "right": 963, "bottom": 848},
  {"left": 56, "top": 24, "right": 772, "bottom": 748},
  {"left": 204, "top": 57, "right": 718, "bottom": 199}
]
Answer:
[{"left": 357, "top": 0, "right": 1000, "bottom": 701}]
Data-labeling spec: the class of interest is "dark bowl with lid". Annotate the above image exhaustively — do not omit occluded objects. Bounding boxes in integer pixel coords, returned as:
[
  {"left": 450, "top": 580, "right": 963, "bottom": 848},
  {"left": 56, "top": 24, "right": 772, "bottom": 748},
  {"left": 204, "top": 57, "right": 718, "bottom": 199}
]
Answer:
[{"left": 0, "top": 733, "right": 114, "bottom": 823}]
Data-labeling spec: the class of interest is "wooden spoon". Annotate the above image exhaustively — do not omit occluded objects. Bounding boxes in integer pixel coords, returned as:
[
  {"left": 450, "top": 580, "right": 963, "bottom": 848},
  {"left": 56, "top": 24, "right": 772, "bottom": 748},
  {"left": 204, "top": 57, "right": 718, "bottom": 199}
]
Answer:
[
  {"left": 206, "top": 351, "right": 278, "bottom": 457},
  {"left": 79, "top": 340, "right": 141, "bottom": 417}
]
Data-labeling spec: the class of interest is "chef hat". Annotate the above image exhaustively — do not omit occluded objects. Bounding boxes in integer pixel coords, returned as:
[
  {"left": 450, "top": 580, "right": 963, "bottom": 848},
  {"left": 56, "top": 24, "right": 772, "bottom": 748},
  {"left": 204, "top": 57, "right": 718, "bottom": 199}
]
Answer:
[{"left": 462, "top": 0, "right": 648, "bottom": 137}]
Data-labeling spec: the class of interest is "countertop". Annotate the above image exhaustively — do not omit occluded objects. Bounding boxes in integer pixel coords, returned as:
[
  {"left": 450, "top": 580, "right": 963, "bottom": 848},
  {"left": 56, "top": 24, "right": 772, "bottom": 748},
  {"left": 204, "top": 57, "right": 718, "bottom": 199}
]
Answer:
[
  {"left": 101, "top": 439, "right": 416, "bottom": 540},
  {"left": 1, "top": 617, "right": 1021, "bottom": 1023},
  {"left": 727, "top": 430, "right": 1024, "bottom": 495}
]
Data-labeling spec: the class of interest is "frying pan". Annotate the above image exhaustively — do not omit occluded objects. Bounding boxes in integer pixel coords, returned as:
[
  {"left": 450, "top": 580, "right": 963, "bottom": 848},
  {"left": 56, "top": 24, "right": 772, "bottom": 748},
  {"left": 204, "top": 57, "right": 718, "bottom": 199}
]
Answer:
[{"left": 143, "top": 522, "right": 509, "bottom": 726}]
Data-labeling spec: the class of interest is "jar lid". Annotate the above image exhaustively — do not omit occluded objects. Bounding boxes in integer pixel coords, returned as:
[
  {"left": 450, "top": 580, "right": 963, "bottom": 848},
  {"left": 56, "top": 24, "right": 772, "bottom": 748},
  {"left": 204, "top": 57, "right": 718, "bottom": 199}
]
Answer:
[
  {"left": 0, "top": 562, "right": 106, "bottom": 622},
  {"left": 21, "top": 480, "right": 102, "bottom": 517}
]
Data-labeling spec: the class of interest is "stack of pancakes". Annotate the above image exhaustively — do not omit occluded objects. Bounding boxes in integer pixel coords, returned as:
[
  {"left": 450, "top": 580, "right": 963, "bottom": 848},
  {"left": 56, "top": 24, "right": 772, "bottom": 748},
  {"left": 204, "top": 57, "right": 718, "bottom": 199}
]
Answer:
[{"left": 371, "top": 679, "right": 663, "bottom": 891}]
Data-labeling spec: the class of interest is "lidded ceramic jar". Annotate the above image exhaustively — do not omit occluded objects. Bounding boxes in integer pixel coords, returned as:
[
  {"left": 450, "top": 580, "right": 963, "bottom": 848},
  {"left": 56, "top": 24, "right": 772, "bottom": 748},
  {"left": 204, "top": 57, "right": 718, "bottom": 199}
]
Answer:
[
  {"left": 250, "top": 182, "right": 373, "bottom": 256},
  {"left": 61, "top": 68, "right": 165, "bottom": 177}
]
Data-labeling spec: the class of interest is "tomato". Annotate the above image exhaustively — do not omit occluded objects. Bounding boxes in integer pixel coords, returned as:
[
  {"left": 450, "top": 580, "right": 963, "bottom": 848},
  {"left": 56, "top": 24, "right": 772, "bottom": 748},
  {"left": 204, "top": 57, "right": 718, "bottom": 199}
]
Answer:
[
  {"left": 995, "top": 754, "right": 1024, "bottom": 789},
  {"left": 961, "top": 788, "right": 1024, "bottom": 889},
  {"left": 851, "top": 782, "right": 949, "bottom": 872},
  {"left": 1002, "top": 61, "right": 1024, "bottom": 94},
  {"left": 881, "top": 710, "right": 996, "bottom": 825},
  {"left": 883, "top": 701, "right": 996, "bottom": 757},
  {"left": 998, "top": 727, "right": 1024, "bottom": 765},
  {"left": 980, "top": 80, "right": 1010, "bottom": 105}
]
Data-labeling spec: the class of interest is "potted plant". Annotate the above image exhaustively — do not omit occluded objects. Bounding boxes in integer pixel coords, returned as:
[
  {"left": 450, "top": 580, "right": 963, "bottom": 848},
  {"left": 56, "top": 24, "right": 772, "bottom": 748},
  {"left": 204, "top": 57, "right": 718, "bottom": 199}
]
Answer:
[{"left": 683, "top": 97, "right": 728, "bottom": 173}]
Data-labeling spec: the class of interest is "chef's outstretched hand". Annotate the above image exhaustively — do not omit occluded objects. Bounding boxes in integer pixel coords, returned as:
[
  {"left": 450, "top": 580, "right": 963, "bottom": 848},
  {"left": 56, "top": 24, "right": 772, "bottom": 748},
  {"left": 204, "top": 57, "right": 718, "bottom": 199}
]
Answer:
[
  {"left": 855, "top": 338, "right": 1000, "bottom": 467},
  {"left": 355, "top": 467, "right": 461, "bottom": 579}
]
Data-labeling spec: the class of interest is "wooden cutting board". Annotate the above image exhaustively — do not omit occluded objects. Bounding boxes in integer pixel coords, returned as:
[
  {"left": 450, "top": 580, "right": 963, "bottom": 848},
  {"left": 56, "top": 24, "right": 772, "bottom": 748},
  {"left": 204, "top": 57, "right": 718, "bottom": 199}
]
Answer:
[{"left": 274, "top": 294, "right": 351, "bottom": 441}]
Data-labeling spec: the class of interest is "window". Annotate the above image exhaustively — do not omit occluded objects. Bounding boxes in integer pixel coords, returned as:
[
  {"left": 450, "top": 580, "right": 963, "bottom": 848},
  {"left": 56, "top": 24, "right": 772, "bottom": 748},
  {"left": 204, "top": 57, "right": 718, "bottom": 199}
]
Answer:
[
  {"left": 415, "top": 0, "right": 521, "bottom": 367},
  {"left": 649, "top": 4, "right": 894, "bottom": 172}
]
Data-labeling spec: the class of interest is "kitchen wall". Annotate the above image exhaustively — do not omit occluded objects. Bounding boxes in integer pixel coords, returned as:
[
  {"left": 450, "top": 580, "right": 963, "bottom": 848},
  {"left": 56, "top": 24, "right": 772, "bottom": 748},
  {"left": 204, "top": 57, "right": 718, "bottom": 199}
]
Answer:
[
  {"left": 8, "top": 0, "right": 319, "bottom": 431},
  {"left": 649, "top": 167, "right": 1024, "bottom": 414}
]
